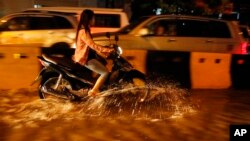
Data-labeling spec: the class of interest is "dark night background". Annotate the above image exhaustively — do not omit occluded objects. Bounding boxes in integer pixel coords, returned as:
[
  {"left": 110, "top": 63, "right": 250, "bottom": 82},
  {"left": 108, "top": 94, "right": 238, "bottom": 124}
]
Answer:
[
  {"left": 130, "top": 0, "right": 250, "bottom": 25},
  {"left": 1, "top": 0, "right": 250, "bottom": 25}
]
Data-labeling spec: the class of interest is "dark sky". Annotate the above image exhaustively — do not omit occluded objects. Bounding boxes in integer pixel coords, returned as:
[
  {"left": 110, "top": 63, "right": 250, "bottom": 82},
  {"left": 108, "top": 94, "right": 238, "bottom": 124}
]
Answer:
[{"left": 234, "top": 0, "right": 250, "bottom": 4}]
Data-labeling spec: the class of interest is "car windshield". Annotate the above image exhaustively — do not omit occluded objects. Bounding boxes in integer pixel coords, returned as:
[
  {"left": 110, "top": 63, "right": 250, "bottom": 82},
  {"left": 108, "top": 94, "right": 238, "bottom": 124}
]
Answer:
[{"left": 118, "top": 16, "right": 150, "bottom": 34}]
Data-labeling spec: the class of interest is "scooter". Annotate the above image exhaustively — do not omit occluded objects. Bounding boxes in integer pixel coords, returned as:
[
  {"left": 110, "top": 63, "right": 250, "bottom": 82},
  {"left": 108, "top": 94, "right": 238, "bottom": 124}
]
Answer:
[{"left": 32, "top": 33, "right": 150, "bottom": 102}]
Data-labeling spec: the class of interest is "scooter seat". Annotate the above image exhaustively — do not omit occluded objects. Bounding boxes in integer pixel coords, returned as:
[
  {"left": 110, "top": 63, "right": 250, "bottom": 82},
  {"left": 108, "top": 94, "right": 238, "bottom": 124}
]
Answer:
[
  {"left": 42, "top": 54, "right": 82, "bottom": 71},
  {"left": 41, "top": 54, "right": 96, "bottom": 81}
]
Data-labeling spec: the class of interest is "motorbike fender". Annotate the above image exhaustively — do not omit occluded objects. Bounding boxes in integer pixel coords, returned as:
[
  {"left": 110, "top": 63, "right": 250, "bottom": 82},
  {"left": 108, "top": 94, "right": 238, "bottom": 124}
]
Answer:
[
  {"left": 30, "top": 68, "right": 48, "bottom": 86},
  {"left": 31, "top": 68, "right": 58, "bottom": 86}
]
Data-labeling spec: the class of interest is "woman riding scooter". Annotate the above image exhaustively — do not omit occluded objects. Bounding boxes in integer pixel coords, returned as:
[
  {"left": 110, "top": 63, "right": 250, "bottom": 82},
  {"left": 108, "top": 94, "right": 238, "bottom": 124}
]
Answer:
[{"left": 73, "top": 9, "right": 114, "bottom": 97}]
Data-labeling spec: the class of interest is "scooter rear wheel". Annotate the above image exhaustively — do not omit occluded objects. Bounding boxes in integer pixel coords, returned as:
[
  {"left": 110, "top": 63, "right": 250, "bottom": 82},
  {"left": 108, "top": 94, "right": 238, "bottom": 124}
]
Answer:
[{"left": 39, "top": 77, "right": 74, "bottom": 100}]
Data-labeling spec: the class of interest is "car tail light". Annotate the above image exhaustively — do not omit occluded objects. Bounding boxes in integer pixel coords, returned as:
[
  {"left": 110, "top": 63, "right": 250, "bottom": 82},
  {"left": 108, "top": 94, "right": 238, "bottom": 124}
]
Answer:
[
  {"left": 241, "top": 42, "right": 248, "bottom": 54},
  {"left": 237, "top": 59, "right": 245, "bottom": 65}
]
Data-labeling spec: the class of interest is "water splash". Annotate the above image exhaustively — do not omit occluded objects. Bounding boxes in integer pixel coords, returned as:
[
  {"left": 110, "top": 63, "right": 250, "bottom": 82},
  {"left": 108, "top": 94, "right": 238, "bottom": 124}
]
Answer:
[
  {"left": 75, "top": 80, "right": 196, "bottom": 120},
  {"left": 0, "top": 81, "right": 197, "bottom": 127}
]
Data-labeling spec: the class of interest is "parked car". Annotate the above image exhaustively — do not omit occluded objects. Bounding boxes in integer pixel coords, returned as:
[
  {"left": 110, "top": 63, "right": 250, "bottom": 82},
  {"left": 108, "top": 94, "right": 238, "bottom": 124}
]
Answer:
[
  {"left": 0, "top": 12, "right": 77, "bottom": 54},
  {"left": 92, "top": 14, "right": 248, "bottom": 79},
  {"left": 0, "top": 7, "right": 129, "bottom": 54},
  {"left": 23, "top": 7, "right": 129, "bottom": 33},
  {"left": 93, "top": 14, "right": 246, "bottom": 54}
]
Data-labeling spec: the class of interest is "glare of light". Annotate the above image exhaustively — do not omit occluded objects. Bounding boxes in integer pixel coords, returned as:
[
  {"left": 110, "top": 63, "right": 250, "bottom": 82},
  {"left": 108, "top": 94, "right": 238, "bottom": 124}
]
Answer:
[
  {"left": 72, "top": 43, "right": 76, "bottom": 48},
  {"left": 237, "top": 59, "right": 245, "bottom": 65},
  {"left": 241, "top": 42, "right": 247, "bottom": 54},
  {"left": 67, "top": 33, "right": 76, "bottom": 39},
  {"left": 155, "top": 8, "right": 162, "bottom": 15},
  {"left": 34, "top": 4, "right": 42, "bottom": 8},
  {"left": 1, "top": 20, "right": 7, "bottom": 23},
  {"left": 118, "top": 46, "right": 123, "bottom": 55},
  {"left": 218, "top": 13, "right": 223, "bottom": 19}
]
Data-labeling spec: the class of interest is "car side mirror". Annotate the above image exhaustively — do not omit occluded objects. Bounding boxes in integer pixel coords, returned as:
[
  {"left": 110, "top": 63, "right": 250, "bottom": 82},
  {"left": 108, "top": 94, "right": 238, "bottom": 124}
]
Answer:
[{"left": 138, "top": 28, "right": 149, "bottom": 36}]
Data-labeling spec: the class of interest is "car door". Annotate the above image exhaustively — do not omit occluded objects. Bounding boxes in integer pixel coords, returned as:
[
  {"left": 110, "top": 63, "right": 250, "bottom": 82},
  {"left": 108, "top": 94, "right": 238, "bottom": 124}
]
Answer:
[
  {"left": 205, "top": 20, "right": 239, "bottom": 53},
  {"left": 143, "top": 19, "right": 211, "bottom": 52},
  {"left": 25, "top": 15, "right": 76, "bottom": 48},
  {"left": 141, "top": 19, "right": 180, "bottom": 51},
  {"left": 21, "top": 15, "right": 58, "bottom": 46},
  {"left": 0, "top": 16, "right": 30, "bottom": 45}
]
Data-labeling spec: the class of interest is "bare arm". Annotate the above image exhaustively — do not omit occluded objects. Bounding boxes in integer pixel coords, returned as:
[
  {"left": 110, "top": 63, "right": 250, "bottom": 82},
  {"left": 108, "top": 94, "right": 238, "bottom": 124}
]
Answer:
[{"left": 80, "top": 29, "right": 112, "bottom": 57}]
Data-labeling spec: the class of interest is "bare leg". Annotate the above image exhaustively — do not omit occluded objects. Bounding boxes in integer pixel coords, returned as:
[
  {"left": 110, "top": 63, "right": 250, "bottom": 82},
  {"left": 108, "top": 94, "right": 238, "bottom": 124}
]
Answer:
[{"left": 85, "top": 59, "right": 109, "bottom": 96}]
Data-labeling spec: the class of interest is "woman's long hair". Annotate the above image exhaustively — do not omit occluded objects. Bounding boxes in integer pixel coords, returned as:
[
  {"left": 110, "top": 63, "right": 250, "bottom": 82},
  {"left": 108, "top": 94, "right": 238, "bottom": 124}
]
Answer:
[{"left": 75, "top": 9, "right": 94, "bottom": 43}]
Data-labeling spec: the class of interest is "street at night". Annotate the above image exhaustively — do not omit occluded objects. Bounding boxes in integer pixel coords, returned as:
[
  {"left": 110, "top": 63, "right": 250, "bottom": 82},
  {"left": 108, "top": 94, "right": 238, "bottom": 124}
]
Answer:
[
  {"left": 1, "top": 0, "right": 250, "bottom": 141},
  {"left": 1, "top": 85, "right": 250, "bottom": 141}
]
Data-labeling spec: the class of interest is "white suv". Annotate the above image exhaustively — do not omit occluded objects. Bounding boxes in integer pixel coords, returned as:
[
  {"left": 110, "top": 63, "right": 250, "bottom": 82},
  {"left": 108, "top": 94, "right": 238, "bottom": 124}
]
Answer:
[
  {"left": 0, "top": 7, "right": 129, "bottom": 55},
  {"left": 93, "top": 15, "right": 247, "bottom": 74},
  {"left": 0, "top": 12, "right": 77, "bottom": 54},
  {"left": 94, "top": 15, "right": 247, "bottom": 54},
  {"left": 23, "top": 7, "right": 129, "bottom": 33}
]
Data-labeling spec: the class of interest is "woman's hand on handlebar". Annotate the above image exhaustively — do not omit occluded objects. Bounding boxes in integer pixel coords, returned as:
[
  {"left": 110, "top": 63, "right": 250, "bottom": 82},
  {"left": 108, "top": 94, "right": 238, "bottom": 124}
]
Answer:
[{"left": 100, "top": 46, "right": 114, "bottom": 58}]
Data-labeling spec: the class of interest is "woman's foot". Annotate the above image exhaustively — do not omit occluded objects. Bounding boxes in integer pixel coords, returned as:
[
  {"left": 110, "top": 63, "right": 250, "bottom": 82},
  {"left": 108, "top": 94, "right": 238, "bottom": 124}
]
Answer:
[{"left": 88, "top": 89, "right": 100, "bottom": 97}]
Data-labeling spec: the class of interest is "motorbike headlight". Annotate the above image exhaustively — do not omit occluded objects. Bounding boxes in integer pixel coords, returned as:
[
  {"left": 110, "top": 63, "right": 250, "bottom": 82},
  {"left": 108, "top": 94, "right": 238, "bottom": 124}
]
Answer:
[{"left": 117, "top": 46, "right": 123, "bottom": 55}]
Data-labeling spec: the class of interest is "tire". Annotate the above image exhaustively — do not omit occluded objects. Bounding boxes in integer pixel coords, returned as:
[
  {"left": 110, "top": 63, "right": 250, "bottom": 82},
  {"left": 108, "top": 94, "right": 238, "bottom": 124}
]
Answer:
[
  {"left": 38, "top": 72, "right": 58, "bottom": 99},
  {"left": 39, "top": 77, "right": 73, "bottom": 100}
]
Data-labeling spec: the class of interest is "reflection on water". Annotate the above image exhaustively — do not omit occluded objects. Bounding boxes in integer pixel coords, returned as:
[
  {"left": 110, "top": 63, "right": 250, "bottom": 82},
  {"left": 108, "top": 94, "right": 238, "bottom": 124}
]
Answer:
[
  {"left": 1, "top": 85, "right": 250, "bottom": 141},
  {"left": 1, "top": 84, "right": 194, "bottom": 126}
]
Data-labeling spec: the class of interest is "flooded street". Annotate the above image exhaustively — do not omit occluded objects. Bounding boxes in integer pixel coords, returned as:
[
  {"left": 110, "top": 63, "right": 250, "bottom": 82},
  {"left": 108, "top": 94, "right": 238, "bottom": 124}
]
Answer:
[{"left": 1, "top": 85, "right": 250, "bottom": 141}]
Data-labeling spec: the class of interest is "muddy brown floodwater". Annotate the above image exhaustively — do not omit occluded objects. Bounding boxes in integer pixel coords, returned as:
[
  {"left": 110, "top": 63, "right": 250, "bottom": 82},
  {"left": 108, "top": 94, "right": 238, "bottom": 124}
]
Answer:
[{"left": 0, "top": 84, "right": 250, "bottom": 141}]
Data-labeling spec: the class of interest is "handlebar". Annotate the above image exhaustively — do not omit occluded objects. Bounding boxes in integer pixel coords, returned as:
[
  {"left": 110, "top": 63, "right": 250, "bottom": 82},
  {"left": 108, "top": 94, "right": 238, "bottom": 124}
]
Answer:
[
  {"left": 104, "top": 33, "right": 122, "bottom": 59},
  {"left": 106, "top": 44, "right": 122, "bottom": 59}
]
